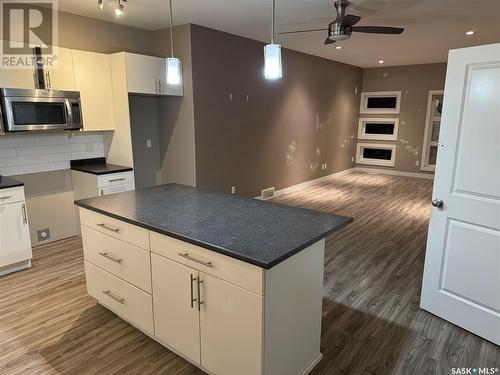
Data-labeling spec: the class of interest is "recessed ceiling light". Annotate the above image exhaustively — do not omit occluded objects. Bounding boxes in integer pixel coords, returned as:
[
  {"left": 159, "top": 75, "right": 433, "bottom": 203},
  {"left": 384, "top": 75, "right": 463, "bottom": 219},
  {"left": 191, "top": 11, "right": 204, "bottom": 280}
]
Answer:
[
  {"left": 465, "top": 30, "right": 475, "bottom": 36},
  {"left": 378, "top": 60, "right": 384, "bottom": 64},
  {"left": 335, "top": 46, "right": 343, "bottom": 50}
]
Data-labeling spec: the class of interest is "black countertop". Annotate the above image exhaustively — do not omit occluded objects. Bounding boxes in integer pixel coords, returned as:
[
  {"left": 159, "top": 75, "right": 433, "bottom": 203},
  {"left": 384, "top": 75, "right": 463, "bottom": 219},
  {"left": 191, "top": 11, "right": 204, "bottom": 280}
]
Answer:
[
  {"left": 0, "top": 176, "right": 24, "bottom": 190},
  {"left": 75, "top": 184, "right": 352, "bottom": 269},
  {"left": 70, "top": 157, "right": 132, "bottom": 176}
]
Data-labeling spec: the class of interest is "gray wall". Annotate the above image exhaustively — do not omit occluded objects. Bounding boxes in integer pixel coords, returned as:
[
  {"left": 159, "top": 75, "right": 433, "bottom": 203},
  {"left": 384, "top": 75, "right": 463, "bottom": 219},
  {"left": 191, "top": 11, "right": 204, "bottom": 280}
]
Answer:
[
  {"left": 190, "top": 25, "right": 363, "bottom": 197},
  {"left": 360, "top": 63, "right": 447, "bottom": 174},
  {"left": 129, "top": 96, "right": 162, "bottom": 189}
]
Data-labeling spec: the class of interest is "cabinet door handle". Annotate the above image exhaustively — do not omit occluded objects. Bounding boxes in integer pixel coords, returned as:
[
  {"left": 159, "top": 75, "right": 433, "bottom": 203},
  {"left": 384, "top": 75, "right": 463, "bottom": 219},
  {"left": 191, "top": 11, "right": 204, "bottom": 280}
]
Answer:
[
  {"left": 197, "top": 277, "right": 204, "bottom": 311},
  {"left": 96, "top": 223, "right": 120, "bottom": 233},
  {"left": 45, "top": 72, "right": 51, "bottom": 89},
  {"left": 108, "top": 177, "right": 126, "bottom": 183},
  {"left": 33, "top": 72, "right": 37, "bottom": 88},
  {"left": 158, "top": 79, "right": 162, "bottom": 93},
  {"left": 190, "top": 274, "right": 197, "bottom": 309},
  {"left": 0, "top": 195, "right": 12, "bottom": 200},
  {"left": 155, "top": 78, "right": 159, "bottom": 93},
  {"left": 99, "top": 252, "right": 122, "bottom": 264},
  {"left": 178, "top": 252, "right": 213, "bottom": 268},
  {"left": 102, "top": 290, "right": 126, "bottom": 304},
  {"left": 21, "top": 203, "right": 27, "bottom": 224}
]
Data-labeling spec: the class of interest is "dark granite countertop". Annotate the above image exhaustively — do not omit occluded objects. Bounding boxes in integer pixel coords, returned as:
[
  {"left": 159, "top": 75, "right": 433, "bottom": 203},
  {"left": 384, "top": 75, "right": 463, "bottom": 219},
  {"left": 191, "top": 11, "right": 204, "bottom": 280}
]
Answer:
[
  {"left": 70, "top": 157, "right": 132, "bottom": 176},
  {"left": 75, "top": 184, "right": 352, "bottom": 269},
  {"left": 0, "top": 176, "right": 24, "bottom": 190}
]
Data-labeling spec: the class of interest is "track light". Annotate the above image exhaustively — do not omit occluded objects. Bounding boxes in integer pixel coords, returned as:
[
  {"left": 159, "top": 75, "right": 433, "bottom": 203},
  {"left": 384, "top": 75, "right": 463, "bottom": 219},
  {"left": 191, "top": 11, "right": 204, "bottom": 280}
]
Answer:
[{"left": 97, "top": 0, "right": 104, "bottom": 11}]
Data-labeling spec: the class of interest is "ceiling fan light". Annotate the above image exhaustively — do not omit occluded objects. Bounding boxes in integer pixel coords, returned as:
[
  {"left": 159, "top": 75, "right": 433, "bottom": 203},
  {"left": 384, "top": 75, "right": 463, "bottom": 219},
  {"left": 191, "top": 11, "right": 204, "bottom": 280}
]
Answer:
[
  {"left": 167, "top": 57, "right": 182, "bottom": 85},
  {"left": 97, "top": 0, "right": 104, "bottom": 11},
  {"left": 264, "top": 44, "right": 282, "bottom": 80},
  {"left": 329, "top": 34, "right": 350, "bottom": 41}
]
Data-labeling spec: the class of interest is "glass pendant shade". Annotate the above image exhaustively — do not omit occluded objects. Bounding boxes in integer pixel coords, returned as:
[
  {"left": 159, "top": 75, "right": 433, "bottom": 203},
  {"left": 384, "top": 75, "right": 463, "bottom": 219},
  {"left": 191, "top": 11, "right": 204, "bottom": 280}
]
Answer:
[
  {"left": 264, "top": 44, "right": 282, "bottom": 80},
  {"left": 166, "top": 57, "right": 182, "bottom": 85}
]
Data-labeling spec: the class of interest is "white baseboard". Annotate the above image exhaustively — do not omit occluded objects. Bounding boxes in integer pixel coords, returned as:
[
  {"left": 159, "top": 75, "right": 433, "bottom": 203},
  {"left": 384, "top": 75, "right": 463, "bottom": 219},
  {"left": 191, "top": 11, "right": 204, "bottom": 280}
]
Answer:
[
  {"left": 300, "top": 353, "right": 323, "bottom": 375},
  {"left": 354, "top": 167, "right": 435, "bottom": 179},
  {"left": 255, "top": 168, "right": 356, "bottom": 200}
]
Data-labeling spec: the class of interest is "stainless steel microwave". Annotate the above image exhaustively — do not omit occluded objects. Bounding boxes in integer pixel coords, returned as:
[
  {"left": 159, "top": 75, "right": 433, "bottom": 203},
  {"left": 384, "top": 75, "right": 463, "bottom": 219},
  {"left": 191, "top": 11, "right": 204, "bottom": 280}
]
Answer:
[{"left": 0, "top": 88, "right": 83, "bottom": 132}]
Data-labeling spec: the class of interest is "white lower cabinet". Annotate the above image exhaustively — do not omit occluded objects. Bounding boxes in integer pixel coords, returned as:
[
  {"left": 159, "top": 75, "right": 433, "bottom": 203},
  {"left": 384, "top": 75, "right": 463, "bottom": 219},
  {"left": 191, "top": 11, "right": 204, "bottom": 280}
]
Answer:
[
  {"left": 0, "top": 187, "right": 32, "bottom": 275},
  {"left": 81, "top": 208, "right": 325, "bottom": 375},
  {"left": 200, "top": 272, "right": 263, "bottom": 375},
  {"left": 152, "top": 254, "right": 201, "bottom": 364}
]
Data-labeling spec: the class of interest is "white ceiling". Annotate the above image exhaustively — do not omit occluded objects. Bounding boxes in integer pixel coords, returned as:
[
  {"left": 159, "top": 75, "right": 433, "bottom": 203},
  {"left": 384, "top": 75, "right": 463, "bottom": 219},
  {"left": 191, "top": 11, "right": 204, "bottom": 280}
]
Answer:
[{"left": 58, "top": 0, "right": 500, "bottom": 67}]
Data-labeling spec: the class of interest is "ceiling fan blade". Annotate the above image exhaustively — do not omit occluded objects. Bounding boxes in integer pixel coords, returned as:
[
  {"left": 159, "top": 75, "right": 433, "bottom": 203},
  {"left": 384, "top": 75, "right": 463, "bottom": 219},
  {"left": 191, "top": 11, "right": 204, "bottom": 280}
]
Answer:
[
  {"left": 351, "top": 26, "right": 404, "bottom": 34},
  {"left": 278, "top": 28, "right": 328, "bottom": 35},
  {"left": 341, "top": 14, "right": 362, "bottom": 27},
  {"left": 324, "top": 37, "right": 336, "bottom": 45}
]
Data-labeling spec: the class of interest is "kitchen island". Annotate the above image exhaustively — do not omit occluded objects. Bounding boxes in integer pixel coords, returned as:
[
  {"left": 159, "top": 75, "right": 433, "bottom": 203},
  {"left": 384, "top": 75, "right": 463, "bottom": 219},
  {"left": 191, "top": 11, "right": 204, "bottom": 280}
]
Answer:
[{"left": 75, "top": 184, "right": 351, "bottom": 375}]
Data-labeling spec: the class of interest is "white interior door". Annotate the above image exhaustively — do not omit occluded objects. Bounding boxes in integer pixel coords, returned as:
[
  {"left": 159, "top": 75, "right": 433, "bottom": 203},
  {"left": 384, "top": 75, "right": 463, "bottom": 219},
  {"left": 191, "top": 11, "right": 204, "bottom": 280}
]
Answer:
[{"left": 421, "top": 43, "right": 500, "bottom": 345}]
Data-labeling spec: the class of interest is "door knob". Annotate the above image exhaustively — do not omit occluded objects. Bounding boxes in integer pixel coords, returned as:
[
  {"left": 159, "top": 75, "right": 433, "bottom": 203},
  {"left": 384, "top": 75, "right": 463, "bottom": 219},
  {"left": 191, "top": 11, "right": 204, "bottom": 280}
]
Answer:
[{"left": 432, "top": 199, "right": 444, "bottom": 208}]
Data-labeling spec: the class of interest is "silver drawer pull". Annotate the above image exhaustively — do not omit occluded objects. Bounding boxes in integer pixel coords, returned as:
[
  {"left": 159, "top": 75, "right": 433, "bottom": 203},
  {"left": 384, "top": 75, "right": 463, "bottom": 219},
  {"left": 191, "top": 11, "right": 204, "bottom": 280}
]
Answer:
[
  {"left": 0, "top": 196, "right": 13, "bottom": 200},
  {"left": 96, "top": 223, "right": 120, "bottom": 233},
  {"left": 108, "top": 177, "right": 126, "bottom": 183},
  {"left": 102, "top": 290, "right": 126, "bottom": 304},
  {"left": 178, "top": 252, "right": 213, "bottom": 268},
  {"left": 99, "top": 252, "right": 122, "bottom": 264}
]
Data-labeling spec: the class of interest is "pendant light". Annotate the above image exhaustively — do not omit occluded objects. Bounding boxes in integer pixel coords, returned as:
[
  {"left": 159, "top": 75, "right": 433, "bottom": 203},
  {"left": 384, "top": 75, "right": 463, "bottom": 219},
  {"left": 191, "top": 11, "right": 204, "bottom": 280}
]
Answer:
[
  {"left": 264, "top": 0, "right": 282, "bottom": 80},
  {"left": 166, "top": 0, "right": 182, "bottom": 85}
]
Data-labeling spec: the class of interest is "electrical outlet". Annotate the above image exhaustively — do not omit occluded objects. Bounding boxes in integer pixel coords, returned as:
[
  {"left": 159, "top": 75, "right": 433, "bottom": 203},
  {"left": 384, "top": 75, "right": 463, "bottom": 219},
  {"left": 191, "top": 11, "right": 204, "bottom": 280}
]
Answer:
[
  {"left": 352, "top": 157, "right": 355, "bottom": 162},
  {"left": 87, "top": 143, "right": 95, "bottom": 152},
  {"left": 415, "top": 160, "right": 420, "bottom": 167},
  {"left": 37, "top": 228, "right": 51, "bottom": 242},
  {"left": 231, "top": 186, "right": 236, "bottom": 194},
  {"left": 261, "top": 187, "right": 275, "bottom": 200},
  {"left": 146, "top": 139, "right": 152, "bottom": 148}
]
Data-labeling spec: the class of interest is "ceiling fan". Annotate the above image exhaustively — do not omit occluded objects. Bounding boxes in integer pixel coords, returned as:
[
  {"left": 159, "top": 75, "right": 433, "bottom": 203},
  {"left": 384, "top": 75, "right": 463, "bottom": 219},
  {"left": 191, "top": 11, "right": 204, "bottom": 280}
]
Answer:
[{"left": 278, "top": 0, "right": 404, "bottom": 45}]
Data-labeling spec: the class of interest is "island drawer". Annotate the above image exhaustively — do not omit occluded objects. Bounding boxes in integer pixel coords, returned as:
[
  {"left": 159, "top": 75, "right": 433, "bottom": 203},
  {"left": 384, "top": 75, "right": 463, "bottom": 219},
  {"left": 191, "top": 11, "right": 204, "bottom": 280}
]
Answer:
[
  {"left": 82, "top": 226, "right": 152, "bottom": 293},
  {"left": 80, "top": 208, "right": 149, "bottom": 250},
  {"left": 97, "top": 171, "right": 135, "bottom": 188},
  {"left": 150, "top": 232, "right": 263, "bottom": 295},
  {"left": 85, "top": 261, "right": 154, "bottom": 335}
]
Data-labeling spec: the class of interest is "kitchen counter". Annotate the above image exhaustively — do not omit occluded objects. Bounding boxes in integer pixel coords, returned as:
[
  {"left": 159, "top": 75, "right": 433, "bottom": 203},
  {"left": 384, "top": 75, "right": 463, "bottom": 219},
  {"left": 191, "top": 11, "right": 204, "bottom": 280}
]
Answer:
[
  {"left": 75, "top": 183, "right": 351, "bottom": 268},
  {"left": 0, "top": 176, "right": 24, "bottom": 190},
  {"left": 70, "top": 157, "right": 132, "bottom": 175}
]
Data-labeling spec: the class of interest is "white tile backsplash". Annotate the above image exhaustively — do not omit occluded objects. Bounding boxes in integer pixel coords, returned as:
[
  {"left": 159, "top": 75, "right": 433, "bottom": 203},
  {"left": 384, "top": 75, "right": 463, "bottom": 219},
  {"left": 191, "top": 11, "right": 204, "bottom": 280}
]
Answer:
[{"left": 0, "top": 132, "right": 105, "bottom": 176}]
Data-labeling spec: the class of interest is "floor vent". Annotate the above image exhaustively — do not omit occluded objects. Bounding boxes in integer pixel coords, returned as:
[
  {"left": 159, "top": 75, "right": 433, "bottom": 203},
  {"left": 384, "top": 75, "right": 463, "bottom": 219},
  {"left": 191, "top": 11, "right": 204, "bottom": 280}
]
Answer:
[{"left": 261, "top": 187, "right": 275, "bottom": 200}]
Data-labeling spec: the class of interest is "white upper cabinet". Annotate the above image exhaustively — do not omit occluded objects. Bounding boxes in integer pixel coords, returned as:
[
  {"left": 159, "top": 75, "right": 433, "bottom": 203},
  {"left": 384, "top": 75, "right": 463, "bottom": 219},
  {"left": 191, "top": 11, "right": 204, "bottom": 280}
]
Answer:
[
  {"left": 72, "top": 50, "right": 115, "bottom": 131},
  {"left": 0, "top": 68, "right": 35, "bottom": 89},
  {"left": 43, "top": 46, "right": 76, "bottom": 91},
  {"left": 124, "top": 53, "right": 183, "bottom": 96}
]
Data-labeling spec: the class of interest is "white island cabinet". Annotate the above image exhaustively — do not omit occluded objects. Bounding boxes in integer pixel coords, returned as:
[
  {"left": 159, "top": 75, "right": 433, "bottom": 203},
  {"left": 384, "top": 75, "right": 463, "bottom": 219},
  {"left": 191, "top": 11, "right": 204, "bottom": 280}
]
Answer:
[{"left": 79, "top": 207, "right": 326, "bottom": 375}]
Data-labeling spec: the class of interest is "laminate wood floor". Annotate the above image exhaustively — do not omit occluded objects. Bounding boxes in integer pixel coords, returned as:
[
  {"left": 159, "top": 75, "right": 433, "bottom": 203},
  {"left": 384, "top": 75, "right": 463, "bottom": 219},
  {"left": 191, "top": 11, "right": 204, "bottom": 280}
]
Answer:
[{"left": 0, "top": 172, "right": 498, "bottom": 375}]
